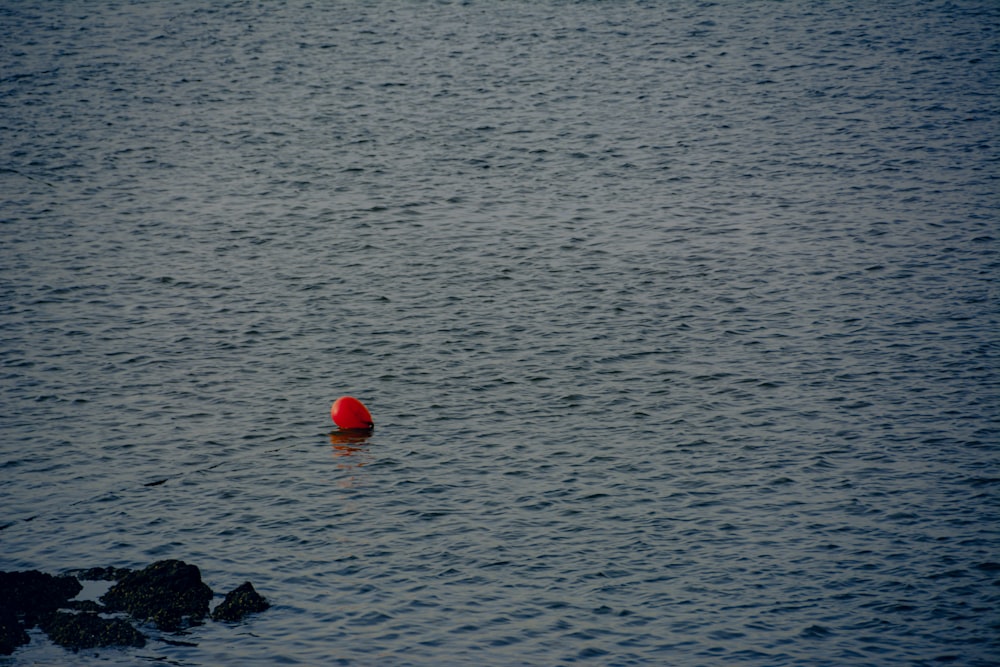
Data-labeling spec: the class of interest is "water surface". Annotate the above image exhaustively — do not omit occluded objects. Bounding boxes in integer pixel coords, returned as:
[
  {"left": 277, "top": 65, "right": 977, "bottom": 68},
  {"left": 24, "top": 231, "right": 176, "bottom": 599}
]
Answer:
[{"left": 1, "top": 1, "right": 998, "bottom": 665}]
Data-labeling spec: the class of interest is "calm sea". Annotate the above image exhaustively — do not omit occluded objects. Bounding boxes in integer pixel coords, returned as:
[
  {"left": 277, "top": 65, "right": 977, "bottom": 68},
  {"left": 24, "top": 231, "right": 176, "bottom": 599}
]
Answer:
[{"left": 1, "top": 1, "right": 998, "bottom": 665}]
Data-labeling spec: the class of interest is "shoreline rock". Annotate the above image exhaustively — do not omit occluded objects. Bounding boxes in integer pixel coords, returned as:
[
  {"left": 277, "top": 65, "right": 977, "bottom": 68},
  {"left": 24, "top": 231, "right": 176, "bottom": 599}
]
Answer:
[
  {"left": 211, "top": 581, "right": 271, "bottom": 622},
  {"left": 0, "top": 609, "right": 30, "bottom": 656},
  {"left": 39, "top": 611, "right": 146, "bottom": 651},
  {"left": 0, "top": 570, "right": 82, "bottom": 619},
  {"left": 100, "top": 559, "right": 214, "bottom": 632},
  {"left": 0, "top": 560, "right": 270, "bottom": 656}
]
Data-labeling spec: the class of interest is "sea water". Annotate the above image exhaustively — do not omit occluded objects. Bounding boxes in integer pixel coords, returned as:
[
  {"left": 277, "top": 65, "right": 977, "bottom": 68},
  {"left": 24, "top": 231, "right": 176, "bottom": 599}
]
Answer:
[{"left": 1, "top": 1, "right": 997, "bottom": 664}]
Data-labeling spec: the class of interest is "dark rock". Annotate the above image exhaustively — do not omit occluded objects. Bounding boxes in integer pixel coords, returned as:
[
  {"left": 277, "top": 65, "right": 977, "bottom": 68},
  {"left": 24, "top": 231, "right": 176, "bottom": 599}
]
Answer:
[
  {"left": 211, "top": 582, "right": 270, "bottom": 622},
  {"left": 0, "top": 570, "right": 82, "bottom": 616},
  {"left": 39, "top": 611, "right": 146, "bottom": 651},
  {"left": 3, "top": 562, "right": 270, "bottom": 656},
  {"left": 100, "top": 560, "right": 213, "bottom": 632},
  {"left": 0, "top": 608, "right": 30, "bottom": 656}
]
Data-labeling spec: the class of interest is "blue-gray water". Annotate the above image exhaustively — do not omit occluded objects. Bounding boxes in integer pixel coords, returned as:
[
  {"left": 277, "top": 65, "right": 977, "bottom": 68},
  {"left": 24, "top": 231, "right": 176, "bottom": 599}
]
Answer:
[{"left": 1, "top": 1, "right": 998, "bottom": 665}]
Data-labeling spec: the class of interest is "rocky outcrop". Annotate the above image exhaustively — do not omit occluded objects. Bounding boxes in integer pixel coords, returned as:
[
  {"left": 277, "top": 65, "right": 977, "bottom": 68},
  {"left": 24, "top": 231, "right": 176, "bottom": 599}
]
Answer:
[
  {"left": 0, "top": 570, "right": 82, "bottom": 619},
  {"left": 0, "top": 609, "right": 30, "bottom": 656},
  {"left": 39, "top": 611, "right": 146, "bottom": 651},
  {"left": 100, "top": 560, "right": 214, "bottom": 632},
  {"left": 211, "top": 581, "right": 271, "bottom": 622},
  {"left": 0, "top": 571, "right": 82, "bottom": 655},
  {"left": 0, "top": 560, "right": 269, "bottom": 657}
]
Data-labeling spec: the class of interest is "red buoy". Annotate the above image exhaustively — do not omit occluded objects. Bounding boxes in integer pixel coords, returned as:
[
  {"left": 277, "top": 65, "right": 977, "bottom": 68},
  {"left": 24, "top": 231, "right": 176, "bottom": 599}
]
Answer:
[{"left": 331, "top": 396, "right": 374, "bottom": 430}]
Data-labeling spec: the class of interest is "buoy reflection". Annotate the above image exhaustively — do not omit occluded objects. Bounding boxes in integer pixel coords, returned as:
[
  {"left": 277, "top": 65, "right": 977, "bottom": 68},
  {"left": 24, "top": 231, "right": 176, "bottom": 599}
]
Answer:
[
  {"left": 329, "top": 429, "right": 373, "bottom": 448},
  {"left": 329, "top": 430, "right": 372, "bottom": 489}
]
